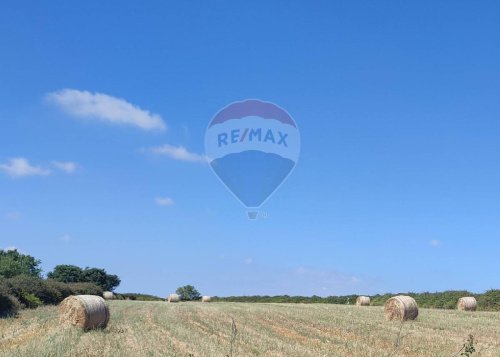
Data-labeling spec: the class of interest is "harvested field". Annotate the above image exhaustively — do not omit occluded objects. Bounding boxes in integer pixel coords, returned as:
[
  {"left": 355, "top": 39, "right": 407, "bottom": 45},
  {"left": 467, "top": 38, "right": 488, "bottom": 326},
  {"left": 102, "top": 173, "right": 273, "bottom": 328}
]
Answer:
[{"left": 0, "top": 301, "right": 499, "bottom": 356}]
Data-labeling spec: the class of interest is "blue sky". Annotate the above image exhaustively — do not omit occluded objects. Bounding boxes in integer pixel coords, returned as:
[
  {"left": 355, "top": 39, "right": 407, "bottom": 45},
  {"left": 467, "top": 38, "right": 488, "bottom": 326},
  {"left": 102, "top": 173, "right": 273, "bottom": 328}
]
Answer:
[{"left": 1, "top": 1, "right": 499, "bottom": 297}]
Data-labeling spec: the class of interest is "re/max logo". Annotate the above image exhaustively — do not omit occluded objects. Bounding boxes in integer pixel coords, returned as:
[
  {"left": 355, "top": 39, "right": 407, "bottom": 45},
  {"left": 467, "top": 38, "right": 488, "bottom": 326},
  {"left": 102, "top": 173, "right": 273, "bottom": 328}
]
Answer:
[{"left": 217, "top": 128, "right": 288, "bottom": 148}]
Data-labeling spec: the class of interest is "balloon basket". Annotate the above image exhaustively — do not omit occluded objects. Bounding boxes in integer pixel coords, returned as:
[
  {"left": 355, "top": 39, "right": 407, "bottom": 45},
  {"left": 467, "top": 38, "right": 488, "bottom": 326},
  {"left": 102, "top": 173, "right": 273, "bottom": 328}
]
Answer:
[{"left": 247, "top": 211, "right": 258, "bottom": 220}]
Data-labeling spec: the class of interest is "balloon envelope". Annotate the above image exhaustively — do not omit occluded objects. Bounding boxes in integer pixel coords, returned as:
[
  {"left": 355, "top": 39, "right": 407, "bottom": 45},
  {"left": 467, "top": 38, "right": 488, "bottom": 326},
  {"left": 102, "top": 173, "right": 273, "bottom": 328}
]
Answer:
[{"left": 205, "top": 100, "right": 300, "bottom": 208}]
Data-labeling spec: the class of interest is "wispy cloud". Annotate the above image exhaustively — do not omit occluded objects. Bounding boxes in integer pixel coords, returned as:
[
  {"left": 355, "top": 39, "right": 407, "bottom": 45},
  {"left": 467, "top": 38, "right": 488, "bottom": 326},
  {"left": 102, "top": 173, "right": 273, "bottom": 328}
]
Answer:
[
  {"left": 0, "top": 158, "right": 51, "bottom": 178},
  {"left": 155, "top": 197, "right": 175, "bottom": 206},
  {"left": 244, "top": 257, "right": 253, "bottom": 265},
  {"left": 430, "top": 239, "right": 440, "bottom": 247},
  {"left": 52, "top": 161, "right": 78, "bottom": 174},
  {"left": 0, "top": 158, "right": 79, "bottom": 178},
  {"left": 45, "top": 89, "right": 166, "bottom": 131},
  {"left": 5, "top": 212, "right": 21, "bottom": 221},
  {"left": 148, "top": 144, "right": 207, "bottom": 163},
  {"left": 60, "top": 234, "right": 72, "bottom": 242},
  {"left": 292, "top": 266, "right": 366, "bottom": 295}
]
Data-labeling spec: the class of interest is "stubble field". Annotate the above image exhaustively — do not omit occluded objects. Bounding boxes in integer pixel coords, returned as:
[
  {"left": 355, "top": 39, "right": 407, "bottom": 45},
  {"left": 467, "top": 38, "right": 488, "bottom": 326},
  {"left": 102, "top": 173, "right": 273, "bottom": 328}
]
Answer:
[{"left": 0, "top": 301, "right": 499, "bottom": 356}]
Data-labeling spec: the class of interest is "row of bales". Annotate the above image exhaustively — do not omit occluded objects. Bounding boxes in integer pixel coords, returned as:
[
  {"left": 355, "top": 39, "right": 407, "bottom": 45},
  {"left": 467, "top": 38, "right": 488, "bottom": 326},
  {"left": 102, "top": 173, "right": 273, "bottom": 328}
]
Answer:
[
  {"left": 58, "top": 292, "right": 212, "bottom": 330},
  {"left": 355, "top": 295, "right": 477, "bottom": 321},
  {"left": 100, "top": 291, "right": 213, "bottom": 304},
  {"left": 58, "top": 293, "right": 478, "bottom": 330},
  {"left": 166, "top": 293, "right": 212, "bottom": 303}
]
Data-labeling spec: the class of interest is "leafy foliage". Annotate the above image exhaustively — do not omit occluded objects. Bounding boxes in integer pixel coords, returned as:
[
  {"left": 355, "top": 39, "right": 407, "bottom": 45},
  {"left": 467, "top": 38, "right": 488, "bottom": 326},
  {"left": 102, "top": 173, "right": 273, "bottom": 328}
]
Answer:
[
  {"left": 66, "top": 282, "right": 103, "bottom": 296},
  {"left": 0, "top": 249, "right": 42, "bottom": 278},
  {"left": 176, "top": 285, "right": 201, "bottom": 301},
  {"left": 47, "top": 265, "right": 83, "bottom": 283},
  {"left": 115, "top": 293, "right": 163, "bottom": 301},
  {"left": 81, "top": 268, "right": 121, "bottom": 292},
  {"left": 459, "top": 334, "right": 476, "bottom": 356},
  {"left": 5, "top": 275, "right": 64, "bottom": 305},
  {"left": 214, "top": 290, "right": 500, "bottom": 311},
  {"left": 0, "top": 275, "right": 103, "bottom": 314},
  {"left": 20, "top": 292, "right": 43, "bottom": 309},
  {"left": 0, "top": 280, "right": 21, "bottom": 316},
  {"left": 48, "top": 265, "right": 120, "bottom": 291},
  {"left": 477, "top": 289, "right": 500, "bottom": 311}
]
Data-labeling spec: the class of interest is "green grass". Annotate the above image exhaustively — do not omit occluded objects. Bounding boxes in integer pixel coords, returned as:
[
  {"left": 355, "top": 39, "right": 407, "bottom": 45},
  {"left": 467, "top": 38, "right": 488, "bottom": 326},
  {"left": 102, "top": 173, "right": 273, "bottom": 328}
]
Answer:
[{"left": 0, "top": 301, "right": 499, "bottom": 356}]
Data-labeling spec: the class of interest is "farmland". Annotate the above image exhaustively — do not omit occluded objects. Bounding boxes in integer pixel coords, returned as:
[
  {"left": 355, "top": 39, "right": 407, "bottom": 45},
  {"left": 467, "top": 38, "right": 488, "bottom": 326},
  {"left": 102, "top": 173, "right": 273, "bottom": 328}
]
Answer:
[{"left": 1, "top": 301, "right": 499, "bottom": 356}]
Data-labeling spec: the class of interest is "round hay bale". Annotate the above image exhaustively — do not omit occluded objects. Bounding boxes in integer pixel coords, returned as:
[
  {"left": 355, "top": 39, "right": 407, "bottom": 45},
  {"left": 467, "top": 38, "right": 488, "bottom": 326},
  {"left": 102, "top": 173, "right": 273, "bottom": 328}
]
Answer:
[
  {"left": 59, "top": 295, "right": 110, "bottom": 329},
  {"left": 201, "top": 296, "right": 211, "bottom": 302},
  {"left": 457, "top": 297, "right": 477, "bottom": 311},
  {"left": 356, "top": 296, "right": 370, "bottom": 306},
  {"left": 167, "top": 293, "right": 180, "bottom": 303},
  {"left": 384, "top": 295, "right": 418, "bottom": 321},
  {"left": 103, "top": 291, "right": 115, "bottom": 300}
]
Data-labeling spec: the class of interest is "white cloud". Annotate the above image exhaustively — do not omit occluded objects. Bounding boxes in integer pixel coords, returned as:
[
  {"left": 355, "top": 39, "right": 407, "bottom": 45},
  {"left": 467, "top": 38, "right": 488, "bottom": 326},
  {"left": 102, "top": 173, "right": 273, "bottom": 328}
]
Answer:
[
  {"left": 46, "top": 89, "right": 166, "bottom": 131},
  {"left": 148, "top": 144, "right": 207, "bottom": 163},
  {"left": 244, "top": 257, "right": 253, "bottom": 265},
  {"left": 60, "top": 234, "right": 72, "bottom": 242},
  {"left": 0, "top": 158, "right": 51, "bottom": 178},
  {"left": 430, "top": 239, "right": 440, "bottom": 246},
  {"left": 155, "top": 197, "right": 175, "bottom": 206},
  {"left": 52, "top": 161, "right": 78, "bottom": 173}
]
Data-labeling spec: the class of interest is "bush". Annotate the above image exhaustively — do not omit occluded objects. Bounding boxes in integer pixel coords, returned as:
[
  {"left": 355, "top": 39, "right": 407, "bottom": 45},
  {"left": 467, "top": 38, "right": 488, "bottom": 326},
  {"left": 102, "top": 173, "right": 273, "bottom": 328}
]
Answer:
[
  {"left": 20, "top": 293, "right": 43, "bottom": 309},
  {"left": 6, "top": 275, "right": 64, "bottom": 306},
  {"left": 0, "top": 282, "right": 21, "bottom": 317},
  {"left": 44, "top": 279, "right": 74, "bottom": 300},
  {"left": 117, "top": 293, "right": 163, "bottom": 301},
  {"left": 477, "top": 290, "right": 500, "bottom": 311},
  {"left": 67, "top": 282, "right": 103, "bottom": 296}
]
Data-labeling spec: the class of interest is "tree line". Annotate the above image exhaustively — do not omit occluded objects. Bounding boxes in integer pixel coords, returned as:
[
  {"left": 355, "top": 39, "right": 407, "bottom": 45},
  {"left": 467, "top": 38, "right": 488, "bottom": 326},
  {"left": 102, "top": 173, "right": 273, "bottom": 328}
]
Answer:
[
  {"left": 0, "top": 249, "right": 120, "bottom": 316},
  {"left": 213, "top": 290, "right": 500, "bottom": 311}
]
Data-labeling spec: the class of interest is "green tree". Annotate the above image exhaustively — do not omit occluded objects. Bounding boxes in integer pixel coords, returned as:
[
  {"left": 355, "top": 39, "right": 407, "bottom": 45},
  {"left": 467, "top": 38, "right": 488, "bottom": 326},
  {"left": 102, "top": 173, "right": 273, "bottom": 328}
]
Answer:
[
  {"left": 82, "top": 268, "right": 120, "bottom": 291},
  {"left": 176, "top": 285, "right": 201, "bottom": 301},
  {"left": 0, "top": 249, "right": 42, "bottom": 278},
  {"left": 47, "top": 265, "right": 83, "bottom": 283}
]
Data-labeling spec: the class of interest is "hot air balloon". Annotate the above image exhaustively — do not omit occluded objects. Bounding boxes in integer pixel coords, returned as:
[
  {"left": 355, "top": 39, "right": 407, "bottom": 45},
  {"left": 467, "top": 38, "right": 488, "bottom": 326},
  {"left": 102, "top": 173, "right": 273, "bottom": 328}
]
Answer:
[{"left": 205, "top": 99, "right": 300, "bottom": 219}]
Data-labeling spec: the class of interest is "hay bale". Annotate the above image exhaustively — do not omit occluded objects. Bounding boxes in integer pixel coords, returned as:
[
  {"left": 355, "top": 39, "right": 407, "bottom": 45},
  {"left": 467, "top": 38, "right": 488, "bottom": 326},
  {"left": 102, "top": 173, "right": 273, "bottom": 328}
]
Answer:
[
  {"left": 384, "top": 295, "right": 418, "bottom": 321},
  {"left": 201, "top": 296, "right": 211, "bottom": 302},
  {"left": 103, "top": 291, "right": 115, "bottom": 300},
  {"left": 59, "top": 295, "right": 110, "bottom": 329},
  {"left": 356, "top": 296, "right": 370, "bottom": 306},
  {"left": 457, "top": 297, "right": 477, "bottom": 311},
  {"left": 167, "top": 293, "right": 180, "bottom": 303}
]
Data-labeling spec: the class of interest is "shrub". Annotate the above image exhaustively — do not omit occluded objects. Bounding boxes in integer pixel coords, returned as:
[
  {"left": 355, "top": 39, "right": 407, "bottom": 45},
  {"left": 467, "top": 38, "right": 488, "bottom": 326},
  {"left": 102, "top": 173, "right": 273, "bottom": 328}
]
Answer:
[
  {"left": 20, "top": 293, "right": 43, "bottom": 309},
  {"left": 67, "top": 282, "right": 103, "bottom": 296},
  {"left": 45, "top": 279, "right": 74, "bottom": 300},
  {"left": 6, "top": 275, "right": 63, "bottom": 306},
  {"left": 117, "top": 293, "right": 163, "bottom": 301},
  {"left": 0, "top": 283, "right": 21, "bottom": 317},
  {"left": 477, "top": 290, "right": 500, "bottom": 311}
]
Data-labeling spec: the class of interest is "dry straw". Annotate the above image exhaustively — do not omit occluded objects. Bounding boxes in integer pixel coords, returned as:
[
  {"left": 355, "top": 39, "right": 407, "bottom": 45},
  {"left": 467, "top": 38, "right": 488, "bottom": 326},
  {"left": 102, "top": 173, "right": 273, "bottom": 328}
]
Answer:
[
  {"left": 59, "top": 295, "right": 110, "bottom": 329},
  {"left": 201, "top": 296, "right": 211, "bottom": 302},
  {"left": 167, "top": 293, "right": 180, "bottom": 303},
  {"left": 103, "top": 291, "right": 115, "bottom": 300},
  {"left": 384, "top": 295, "right": 418, "bottom": 321},
  {"left": 356, "top": 296, "right": 370, "bottom": 306},
  {"left": 457, "top": 297, "right": 477, "bottom": 311}
]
